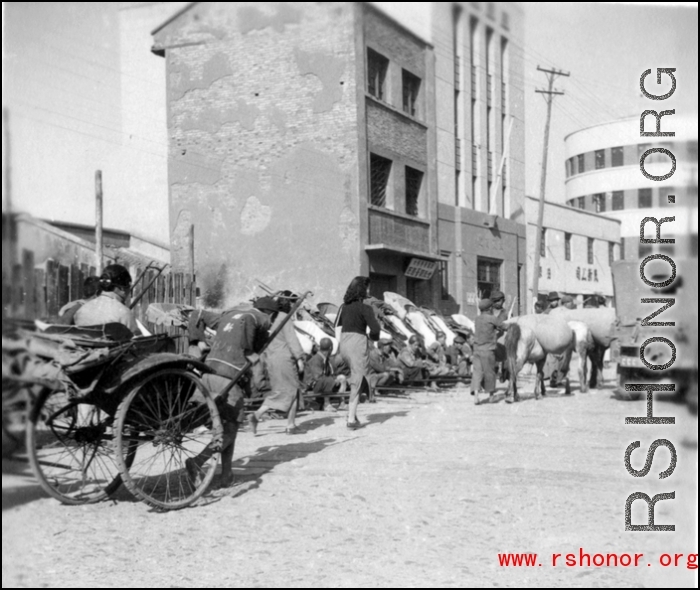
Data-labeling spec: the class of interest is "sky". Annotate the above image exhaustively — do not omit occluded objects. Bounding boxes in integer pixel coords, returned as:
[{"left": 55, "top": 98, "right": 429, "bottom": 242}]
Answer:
[
  {"left": 2, "top": 2, "right": 699, "bottom": 242},
  {"left": 522, "top": 2, "right": 698, "bottom": 199}
]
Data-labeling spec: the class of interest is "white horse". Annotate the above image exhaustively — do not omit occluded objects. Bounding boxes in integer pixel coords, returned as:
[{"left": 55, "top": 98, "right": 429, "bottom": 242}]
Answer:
[{"left": 503, "top": 314, "right": 575, "bottom": 401}]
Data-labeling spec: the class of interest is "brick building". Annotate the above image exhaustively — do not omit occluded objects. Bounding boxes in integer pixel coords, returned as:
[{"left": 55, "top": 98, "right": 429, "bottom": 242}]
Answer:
[{"left": 152, "top": 2, "right": 525, "bottom": 311}]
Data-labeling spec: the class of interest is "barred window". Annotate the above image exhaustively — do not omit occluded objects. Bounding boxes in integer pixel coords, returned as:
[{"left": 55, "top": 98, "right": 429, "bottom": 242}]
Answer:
[
  {"left": 565, "top": 233, "right": 572, "bottom": 261},
  {"left": 611, "top": 146, "right": 624, "bottom": 167},
  {"left": 587, "top": 238, "right": 594, "bottom": 265},
  {"left": 612, "top": 191, "right": 624, "bottom": 210},
  {"left": 402, "top": 70, "right": 421, "bottom": 117},
  {"left": 367, "top": 49, "right": 389, "bottom": 100},
  {"left": 405, "top": 166, "right": 423, "bottom": 217},
  {"left": 638, "top": 188, "right": 652, "bottom": 208},
  {"left": 595, "top": 149, "right": 605, "bottom": 170},
  {"left": 370, "top": 153, "right": 392, "bottom": 207}
]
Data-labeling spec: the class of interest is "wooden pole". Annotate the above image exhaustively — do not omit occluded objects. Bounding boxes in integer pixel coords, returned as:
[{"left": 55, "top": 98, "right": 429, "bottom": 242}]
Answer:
[
  {"left": 531, "top": 66, "right": 569, "bottom": 310},
  {"left": 95, "top": 170, "right": 104, "bottom": 275},
  {"left": 189, "top": 223, "right": 196, "bottom": 306}
]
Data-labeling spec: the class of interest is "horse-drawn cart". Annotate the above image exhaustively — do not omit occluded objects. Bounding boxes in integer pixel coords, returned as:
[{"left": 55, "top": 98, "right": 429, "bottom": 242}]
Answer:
[{"left": 3, "top": 322, "right": 223, "bottom": 511}]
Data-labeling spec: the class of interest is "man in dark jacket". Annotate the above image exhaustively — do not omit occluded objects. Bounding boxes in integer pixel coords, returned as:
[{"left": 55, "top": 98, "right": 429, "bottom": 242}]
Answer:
[
  {"left": 186, "top": 296, "right": 278, "bottom": 488},
  {"left": 471, "top": 299, "right": 505, "bottom": 404}
]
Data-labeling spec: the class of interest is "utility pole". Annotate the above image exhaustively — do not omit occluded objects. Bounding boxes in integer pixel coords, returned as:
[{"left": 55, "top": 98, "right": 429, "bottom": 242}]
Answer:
[
  {"left": 95, "top": 170, "right": 104, "bottom": 275},
  {"left": 531, "top": 65, "right": 569, "bottom": 311}
]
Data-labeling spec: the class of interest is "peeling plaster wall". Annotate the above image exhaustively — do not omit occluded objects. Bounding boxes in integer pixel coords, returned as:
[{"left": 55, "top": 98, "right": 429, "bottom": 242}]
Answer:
[{"left": 156, "top": 2, "right": 361, "bottom": 307}]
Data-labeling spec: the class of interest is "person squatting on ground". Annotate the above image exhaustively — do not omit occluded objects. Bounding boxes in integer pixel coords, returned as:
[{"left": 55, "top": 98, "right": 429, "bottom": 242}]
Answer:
[
  {"left": 368, "top": 338, "right": 404, "bottom": 389},
  {"left": 56, "top": 275, "right": 101, "bottom": 325},
  {"left": 446, "top": 334, "right": 472, "bottom": 378},
  {"left": 398, "top": 335, "right": 432, "bottom": 383},
  {"left": 336, "top": 276, "right": 381, "bottom": 429},
  {"left": 471, "top": 298, "right": 505, "bottom": 404},
  {"left": 426, "top": 332, "right": 456, "bottom": 377},
  {"left": 74, "top": 264, "right": 138, "bottom": 334},
  {"left": 249, "top": 294, "right": 306, "bottom": 435},
  {"left": 186, "top": 296, "right": 278, "bottom": 488},
  {"left": 304, "top": 337, "right": 348, "bottom": 412}
]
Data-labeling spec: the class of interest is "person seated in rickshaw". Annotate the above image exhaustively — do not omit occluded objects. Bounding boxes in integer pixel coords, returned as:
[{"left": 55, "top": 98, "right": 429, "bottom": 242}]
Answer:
[
  {"left": 56, "top": 276, "right": 100, "bottom": 325},
  {"left": 74, "top": 264, "right": 138, "bottom": 334}
]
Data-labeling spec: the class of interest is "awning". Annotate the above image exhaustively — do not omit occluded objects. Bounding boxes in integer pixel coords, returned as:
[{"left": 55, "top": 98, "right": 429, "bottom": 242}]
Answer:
[{"left": 365, "top": 244, "right": 448, "bottom": 261}]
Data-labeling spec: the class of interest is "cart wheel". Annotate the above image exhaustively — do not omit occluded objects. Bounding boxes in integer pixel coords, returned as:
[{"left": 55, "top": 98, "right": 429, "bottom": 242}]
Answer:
[
  {"left": 115, "top": 368, "right": 222, "bottom": 510},
  {"left": 26, "top": 387, "right": 127, "bottom": 504}
]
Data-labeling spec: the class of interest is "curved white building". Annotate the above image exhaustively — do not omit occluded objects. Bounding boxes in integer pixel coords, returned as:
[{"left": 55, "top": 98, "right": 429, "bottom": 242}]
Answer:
[{"left": 563, "top": 115, "right": 698, "bottom": 260}]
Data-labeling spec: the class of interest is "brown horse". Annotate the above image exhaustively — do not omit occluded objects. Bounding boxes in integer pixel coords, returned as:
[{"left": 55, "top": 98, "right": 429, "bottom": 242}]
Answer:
[{"left": 503, "top": 315, "right": 575, "bottom": 402}]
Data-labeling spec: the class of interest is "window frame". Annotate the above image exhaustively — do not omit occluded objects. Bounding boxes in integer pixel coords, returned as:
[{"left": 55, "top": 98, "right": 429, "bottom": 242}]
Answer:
[
  {"left": 401, "top": 69, "right": 421, "bottom": 118},
  {"left": 367, "top": 48, "right": 389, "bottom": 101},
  {"left": 369, "top": 153, "right": 392, "bottom": 208}
]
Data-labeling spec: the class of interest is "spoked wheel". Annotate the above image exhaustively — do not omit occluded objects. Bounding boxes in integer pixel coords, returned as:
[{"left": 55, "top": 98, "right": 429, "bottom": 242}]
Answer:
[
  {"left": 26, "top": 387, "right": 127, "bottom": 504},
  {"left": 115, "top": 368, "right": 222, "bottom": 510}
]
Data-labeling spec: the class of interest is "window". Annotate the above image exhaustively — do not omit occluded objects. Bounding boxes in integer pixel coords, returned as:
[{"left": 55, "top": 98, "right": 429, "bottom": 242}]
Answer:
[
  {"left": 405, "top": 166, "right": 423, "bottom": 217},
  {"left": 402, "top": 70, "right": 421, "bottom": 117},
  {"left": 688, "top": 141, "right": 698, "bottom": 161},
  {"left": 659, "top": 242, "right": 674, "bottom": 256},
  {"left": 660, "top": 187, "right": 673, "bottom": 207},
  {"left": 637, "top": 143, "right": 650, "bottom": 158},
  {"left": 577, "top": 196, "right": 585, "bottom": 209},
  {"left": 367, "top": 49, "right": 389, "bottom": 100},
  {"left": 565, "top": 233, "right": 572, "bottom": 261},
  {"left": 620, "top": 239, "right": 625, "bottom": 261},
  {"left": 577, "top": 154, "right": 585, "bottom": 174},
  {"left": 565, "top": 159, "right": 570, "bottom": 178},
  {"left": 611, "top": 146, "right": 624, "bottom": 167},
  {"left": 587, "top": 238, "right": 594, "bottom": 264},
  {"left": 594, "top": 193, "right": 606, "bottom": 213},
  {"left": 477, "top": 257, "right": 501, "bottom": 300},
  {"left": 595, "top": 149, "right": 605, "bottom": 169},
  {"left": 608, "top": 242, "right": 615, "bottom": 266},
  {"left": 540, "top": 228, "right": 547, "bottom": 258},
  {"left": 369, "top": 153, "right": 392, "bottom": 207},
  {"left": 439, "top": 254, "right": 450, "bottom": 300},
  {"left": 612, "top": 191, "right": 624, "bottom": 211},
  {"left": 639, "top": 243, "right": 653, "bottom": 258},
  {"left": 638, "top": 188, "right": 652, "bottom": 208}
]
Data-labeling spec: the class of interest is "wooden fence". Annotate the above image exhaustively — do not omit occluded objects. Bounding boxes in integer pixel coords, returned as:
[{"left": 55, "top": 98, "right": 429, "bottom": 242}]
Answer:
[{"left": 2, "top": 257, "right": 195, "bottom": 353}]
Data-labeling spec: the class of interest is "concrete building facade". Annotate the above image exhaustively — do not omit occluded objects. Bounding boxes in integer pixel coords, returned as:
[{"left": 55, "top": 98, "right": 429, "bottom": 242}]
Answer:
[
  {"left": 523, "top": 196, "right": 621, "bottom": 309},
  {"left": 153, "top": 2, "right": 525, "bottom": 310},
  {"left": 563, "top": 115, "right": 698, "bottom": 262}
]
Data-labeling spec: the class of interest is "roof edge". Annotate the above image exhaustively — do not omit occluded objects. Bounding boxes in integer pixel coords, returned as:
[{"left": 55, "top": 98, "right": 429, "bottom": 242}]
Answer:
[{"left": 151, "top": 1, "right": 200, "bottom": 36}]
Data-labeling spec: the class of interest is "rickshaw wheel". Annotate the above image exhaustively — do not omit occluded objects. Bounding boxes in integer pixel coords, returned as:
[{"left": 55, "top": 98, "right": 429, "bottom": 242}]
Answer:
[
  {"left": 26, "top": 387, "right": 128, "bottom": 504},
  {"left": 115, "top": 368, "right": 222, "bottom": 510}
]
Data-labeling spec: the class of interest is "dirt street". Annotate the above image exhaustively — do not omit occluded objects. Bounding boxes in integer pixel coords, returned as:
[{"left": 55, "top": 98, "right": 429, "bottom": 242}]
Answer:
[{"left": 2, "top": 376, "right": 698, "bottom": 588}]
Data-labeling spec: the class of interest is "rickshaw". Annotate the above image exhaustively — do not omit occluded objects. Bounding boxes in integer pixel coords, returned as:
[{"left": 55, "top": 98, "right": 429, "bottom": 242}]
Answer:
[{"left": 4, "top": 322, "right": 223, "bottom": 511}]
